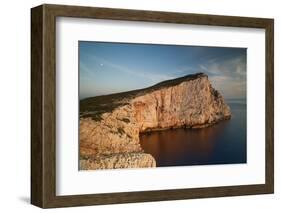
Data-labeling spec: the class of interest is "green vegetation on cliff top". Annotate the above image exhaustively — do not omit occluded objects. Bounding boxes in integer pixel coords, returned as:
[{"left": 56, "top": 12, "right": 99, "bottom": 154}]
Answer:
[{"left": 80, "top": 73, "right": 206, "bottom": 121}]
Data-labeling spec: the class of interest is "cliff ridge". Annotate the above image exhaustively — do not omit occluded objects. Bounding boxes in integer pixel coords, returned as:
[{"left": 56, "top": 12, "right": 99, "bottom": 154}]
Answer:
[{"left": 79, "top": 73, "right": 231, "bottom": 170}]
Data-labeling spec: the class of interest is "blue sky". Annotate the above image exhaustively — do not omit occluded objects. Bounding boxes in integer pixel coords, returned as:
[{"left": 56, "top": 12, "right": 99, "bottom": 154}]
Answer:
[{"left": 79, "top": 41, "right": 246, "bottom": 100}]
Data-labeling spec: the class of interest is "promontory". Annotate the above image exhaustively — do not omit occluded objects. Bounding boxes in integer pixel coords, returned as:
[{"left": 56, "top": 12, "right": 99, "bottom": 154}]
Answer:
[{"left": 79, "top": 73, "right": 231, "bottom": 170}]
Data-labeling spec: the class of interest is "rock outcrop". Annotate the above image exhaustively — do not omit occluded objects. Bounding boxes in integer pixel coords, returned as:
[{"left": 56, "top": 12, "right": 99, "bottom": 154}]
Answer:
[
  {"left": 79, "top": 73, "right": 231, "bottom": 170},
  {"left": 80, "top": 153, "right": 156, "bottom": 170}
]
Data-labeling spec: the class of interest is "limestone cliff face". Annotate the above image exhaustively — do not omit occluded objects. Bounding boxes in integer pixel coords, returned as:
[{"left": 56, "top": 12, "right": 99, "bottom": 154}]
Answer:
[
  {"left": 79, "top": 73, "right": 231, "bottom": 170},
  {"left": 132, "top": 75, "right": 230, "bottom": 131}
]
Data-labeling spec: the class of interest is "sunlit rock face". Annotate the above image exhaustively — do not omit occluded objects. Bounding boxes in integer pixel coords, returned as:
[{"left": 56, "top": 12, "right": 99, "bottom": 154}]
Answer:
[
  {"left": 132, "top": 75, "right": 231, "bottom": 131},
  {"left": 79, "top": 73, "right": 231, "bottom": 170},
  {"left": 80, "top": 153, "right": 156, "bottom": 170}
]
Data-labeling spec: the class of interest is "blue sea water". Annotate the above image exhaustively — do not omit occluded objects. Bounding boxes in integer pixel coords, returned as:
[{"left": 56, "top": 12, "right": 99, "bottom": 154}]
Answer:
[{"left": 139, "top": 99, "right": 247, "bottom": 167}]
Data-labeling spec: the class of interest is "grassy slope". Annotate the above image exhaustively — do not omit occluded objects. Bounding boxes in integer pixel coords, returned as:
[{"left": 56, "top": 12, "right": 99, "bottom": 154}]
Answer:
[{"left": 80, "top": 73, "right": 206, "bottom": 121}]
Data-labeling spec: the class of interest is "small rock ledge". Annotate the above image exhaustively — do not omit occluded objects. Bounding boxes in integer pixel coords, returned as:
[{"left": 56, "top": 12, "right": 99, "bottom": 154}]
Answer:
[{"left": 80, "top": 153, "right": 156, "bottom": 170}]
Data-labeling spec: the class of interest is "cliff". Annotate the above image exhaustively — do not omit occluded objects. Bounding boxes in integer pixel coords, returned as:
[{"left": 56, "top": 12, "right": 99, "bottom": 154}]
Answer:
[{"left": 79, "top": 73, "right": 231, "bottom": 170}]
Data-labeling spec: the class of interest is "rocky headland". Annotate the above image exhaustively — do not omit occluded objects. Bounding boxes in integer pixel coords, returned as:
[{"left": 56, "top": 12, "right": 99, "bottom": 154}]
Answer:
[{"left": 79, "top": 73, "right": 231, "bottom": 170}]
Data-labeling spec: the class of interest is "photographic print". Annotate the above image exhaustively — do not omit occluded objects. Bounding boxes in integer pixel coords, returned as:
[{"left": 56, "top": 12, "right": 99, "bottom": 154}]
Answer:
[
  {"left": 31, "top": 5, "right": 273, "bottom": 207},
  {"left": 79, "top": 42, "right": 247, "bottom": 170}
]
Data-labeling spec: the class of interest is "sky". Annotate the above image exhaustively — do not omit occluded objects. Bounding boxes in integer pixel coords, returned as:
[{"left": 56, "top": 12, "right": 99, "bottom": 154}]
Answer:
[{"left": 79, "top": 41, "right": 246, "bottom": 100}]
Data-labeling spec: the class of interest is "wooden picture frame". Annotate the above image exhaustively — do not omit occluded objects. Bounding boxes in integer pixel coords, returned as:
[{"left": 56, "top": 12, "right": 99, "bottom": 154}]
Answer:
[{"left": 31, "top": 4, "right": 274, "bottom": 208}]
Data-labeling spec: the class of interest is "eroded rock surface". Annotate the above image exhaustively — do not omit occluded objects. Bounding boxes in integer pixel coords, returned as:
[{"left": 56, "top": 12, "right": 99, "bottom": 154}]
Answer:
[
  {"left": 80, "top": 153, "right": 156, "bottom": 170},
  {"left": 79, "top": 73, "right": 231, "bottom": 170}
]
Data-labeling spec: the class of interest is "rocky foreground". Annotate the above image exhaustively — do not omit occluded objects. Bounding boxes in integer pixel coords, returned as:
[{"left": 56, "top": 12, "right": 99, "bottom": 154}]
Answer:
[{"left": 79, "top": 73, "right": 231, "bottom": 170}]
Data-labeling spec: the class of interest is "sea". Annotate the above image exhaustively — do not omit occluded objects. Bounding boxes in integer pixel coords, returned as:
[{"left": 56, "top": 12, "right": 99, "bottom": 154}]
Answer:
[{"left": 139, "top": 99, "right": 247, "bottom": 167}]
